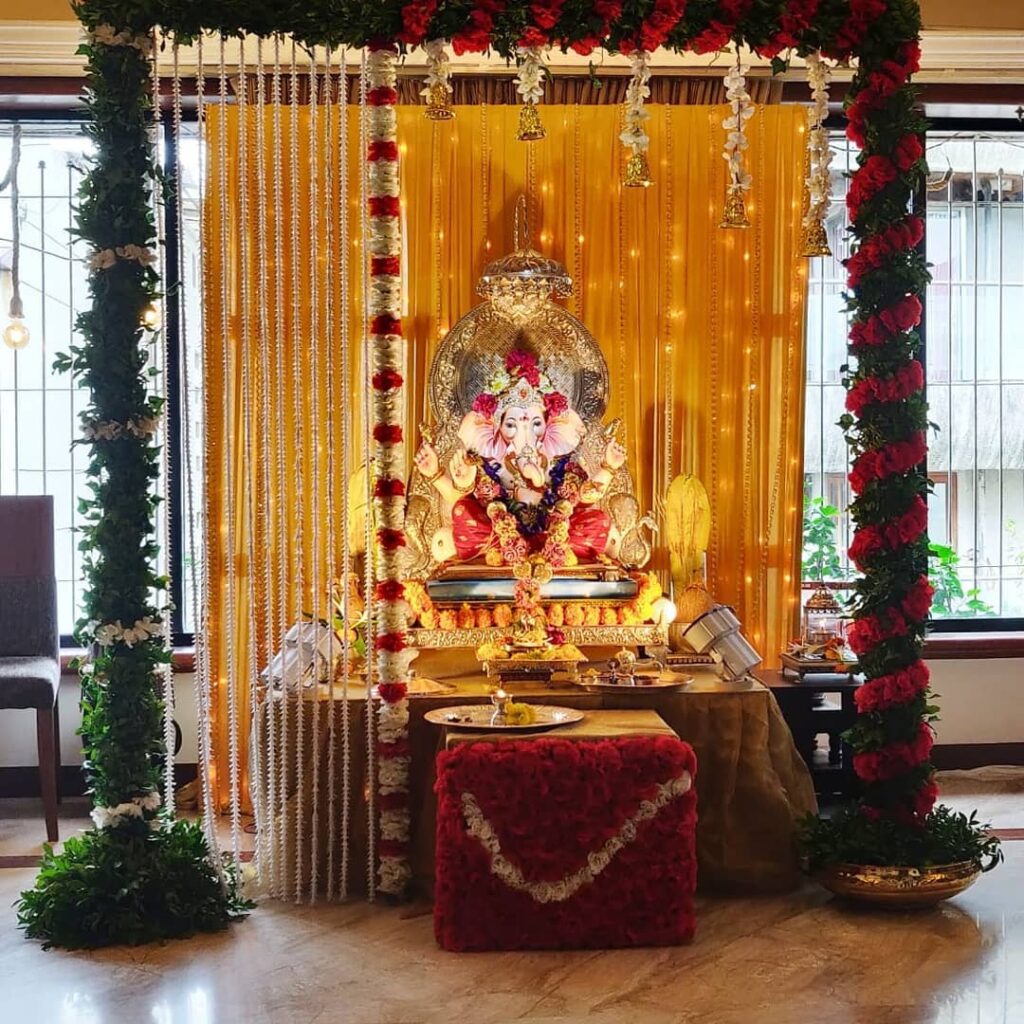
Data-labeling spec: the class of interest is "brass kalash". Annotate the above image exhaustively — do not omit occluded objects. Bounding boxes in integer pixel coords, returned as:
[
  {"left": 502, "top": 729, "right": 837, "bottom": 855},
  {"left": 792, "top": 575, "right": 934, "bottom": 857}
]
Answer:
[{"left": 402, "top": 199, "right": 661, "bottom": 682}]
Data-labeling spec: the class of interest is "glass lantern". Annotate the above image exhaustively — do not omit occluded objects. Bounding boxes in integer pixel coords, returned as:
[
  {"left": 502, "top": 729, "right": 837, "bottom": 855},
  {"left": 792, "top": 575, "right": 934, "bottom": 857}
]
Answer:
[{"left": 803, "top": 586, "right": 845, "bottom": 647}]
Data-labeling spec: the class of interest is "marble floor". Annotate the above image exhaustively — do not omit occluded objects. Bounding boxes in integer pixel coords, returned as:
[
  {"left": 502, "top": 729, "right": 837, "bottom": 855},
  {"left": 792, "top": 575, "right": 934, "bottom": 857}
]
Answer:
[{"left": 2, "top": 775, "right": 1023, "bottom": 1024}]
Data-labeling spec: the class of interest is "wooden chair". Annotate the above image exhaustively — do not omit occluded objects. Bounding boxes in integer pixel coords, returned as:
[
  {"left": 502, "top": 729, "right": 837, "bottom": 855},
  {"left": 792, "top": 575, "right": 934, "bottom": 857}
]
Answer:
[{"left": 0, "top": 496, "right": 61, "bottom": 842}]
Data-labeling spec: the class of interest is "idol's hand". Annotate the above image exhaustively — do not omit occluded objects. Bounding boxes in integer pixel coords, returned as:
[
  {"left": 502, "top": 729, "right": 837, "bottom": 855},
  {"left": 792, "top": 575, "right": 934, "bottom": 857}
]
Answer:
[
  {"left": 414, "top": 442, "right": 440, "bottom": 480},
  {"left": 603, "top": 438, "right": 627, "bottom": 471},
  {"left": 449, "top": 449, "right": 477, "bottom": 490}
]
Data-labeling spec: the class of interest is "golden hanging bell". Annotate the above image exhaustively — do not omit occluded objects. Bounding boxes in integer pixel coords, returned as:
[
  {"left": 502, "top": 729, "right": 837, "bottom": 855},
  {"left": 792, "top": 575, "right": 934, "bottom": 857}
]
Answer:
[
  {"left": 800, "top": 217, "right": 832, "bottom": 258},
  {"left": 623, "top": 150, "right": 653, "bottom": 188},
  {"left": 720, "top": 187, "right": 750, "bottom": 229},
  {"left": 517, "top": 102, "right": 546, "bottom": 141},
  {"left": 424, "top": 82, "right": 454, "bottom": 122}
]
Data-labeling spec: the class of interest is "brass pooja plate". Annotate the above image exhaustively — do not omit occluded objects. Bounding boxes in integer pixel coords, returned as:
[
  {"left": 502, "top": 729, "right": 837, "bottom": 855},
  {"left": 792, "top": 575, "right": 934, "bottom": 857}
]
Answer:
[
  {"left": 578, "top": 671, "right": 693, "bottom": 693},
  {"left": 817, "top": 861, "right": 982, "bottom": 908},
  {"left": 425, "top": 704, "right": 584, "bottom": 731}
]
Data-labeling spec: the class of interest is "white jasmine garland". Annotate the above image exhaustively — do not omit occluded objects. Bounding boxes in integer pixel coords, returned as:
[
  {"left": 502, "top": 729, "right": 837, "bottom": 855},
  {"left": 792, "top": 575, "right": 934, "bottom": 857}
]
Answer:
[
  {"left": 620, "top": 50, "right": 652, "bottom": 154},
  {"left": 514, "top": 46, "right": 546, "bottom": 106},
  {"left": 421, "top": 39, "right": 453, "bottom": 100},
  {"left": 460, "top": 772, "right": 692, "bottom": 903},
  {"left": 378, "top": 756, "right": 411, "bottom": 790},
  {"left": 380, "top": 808, "right": 411, "bottom": 842},
  {"left": 94, "top": 616, "right": 163, "bottom": 648},
  {"left": 90, "top": 789, "right": 162, "bottom": 830},
  {"left": 722, "top": 57, "right": 755, "bottom": 194},
  {"left": 89, "top": 24, "right": 154, "bottom": 55},
  {"left": 804, "top": 52, "right": 833, "bottom": 231}
]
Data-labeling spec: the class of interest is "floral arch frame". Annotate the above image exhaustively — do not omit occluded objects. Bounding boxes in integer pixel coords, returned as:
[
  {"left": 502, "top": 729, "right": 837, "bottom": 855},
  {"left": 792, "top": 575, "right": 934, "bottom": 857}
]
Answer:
[{"left": 20, "top": 0, "right": 959, "bottom": 948}]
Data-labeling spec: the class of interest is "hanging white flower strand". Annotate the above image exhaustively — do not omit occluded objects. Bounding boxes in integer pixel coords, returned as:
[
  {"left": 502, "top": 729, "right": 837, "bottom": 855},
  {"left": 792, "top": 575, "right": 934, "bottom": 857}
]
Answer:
[
  {"left": 621, "top": 50, "right": 653, "bottom": 188},
  {"left": 422, "top": 38, "right": 454, "bottom": 121},
  {"left": 802, "top": 51, "right": 833, "bottom": 257},
  {"left": 515, "top": 45, "right": 546, "bottom": 141},
  {"left": 720, "top": 50, "right": 754, "bottom": 228}
]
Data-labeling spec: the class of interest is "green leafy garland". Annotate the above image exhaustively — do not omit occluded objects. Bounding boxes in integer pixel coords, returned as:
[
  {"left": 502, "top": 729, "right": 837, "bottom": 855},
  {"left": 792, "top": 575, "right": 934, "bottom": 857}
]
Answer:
[{"left": 17, "top": 11, "right": 248, "bottom": 949}]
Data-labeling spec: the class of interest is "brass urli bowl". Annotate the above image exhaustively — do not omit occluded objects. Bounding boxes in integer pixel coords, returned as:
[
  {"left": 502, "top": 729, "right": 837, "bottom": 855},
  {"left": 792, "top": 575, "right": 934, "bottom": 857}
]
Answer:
[{"left": 817, "top": 860, "right": 983, "bottom": 908}]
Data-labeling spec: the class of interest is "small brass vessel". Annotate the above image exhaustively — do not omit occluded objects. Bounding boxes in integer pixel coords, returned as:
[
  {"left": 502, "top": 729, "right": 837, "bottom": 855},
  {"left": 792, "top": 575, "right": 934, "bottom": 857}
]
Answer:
[{"left": 817, "top": 860, "right": 982, "bottom": 908}]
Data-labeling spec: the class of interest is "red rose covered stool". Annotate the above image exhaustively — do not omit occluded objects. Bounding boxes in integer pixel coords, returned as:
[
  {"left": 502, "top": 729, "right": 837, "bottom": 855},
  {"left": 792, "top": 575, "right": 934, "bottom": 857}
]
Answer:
[{"left": 433, "top": 711, "right": 698, "bottom": 951}]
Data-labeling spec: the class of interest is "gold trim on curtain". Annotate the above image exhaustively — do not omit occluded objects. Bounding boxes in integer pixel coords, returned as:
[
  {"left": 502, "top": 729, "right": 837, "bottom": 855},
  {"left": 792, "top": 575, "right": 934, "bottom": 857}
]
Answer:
[
  {"left": 203, "top": 103, "right": 807, "bottom": 810},
  {"left": 237, "top": 73, "right": 784, "bottom": 106}
]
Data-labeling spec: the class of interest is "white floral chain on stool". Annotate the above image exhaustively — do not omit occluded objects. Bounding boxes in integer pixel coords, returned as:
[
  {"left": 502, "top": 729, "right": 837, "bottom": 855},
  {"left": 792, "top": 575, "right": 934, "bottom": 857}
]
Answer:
[{"left": 460, "top": 771, "right": 692, "bottom": 903}]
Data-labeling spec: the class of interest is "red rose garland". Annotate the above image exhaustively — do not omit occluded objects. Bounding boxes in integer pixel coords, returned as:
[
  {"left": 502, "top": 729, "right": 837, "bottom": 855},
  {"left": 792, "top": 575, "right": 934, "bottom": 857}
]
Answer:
[
  {"left": 842, "top": 28, "right": 937, "bottom": 825},
  {"left": 366, "top": 46, "right": 411, "bottom": 898}
]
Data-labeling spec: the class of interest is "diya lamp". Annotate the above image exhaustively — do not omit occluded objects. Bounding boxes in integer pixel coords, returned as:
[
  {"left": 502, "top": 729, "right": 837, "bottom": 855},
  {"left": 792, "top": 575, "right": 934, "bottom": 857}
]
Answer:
[{"left": 490, "top": 686, "right": 511, "bottom": 718}]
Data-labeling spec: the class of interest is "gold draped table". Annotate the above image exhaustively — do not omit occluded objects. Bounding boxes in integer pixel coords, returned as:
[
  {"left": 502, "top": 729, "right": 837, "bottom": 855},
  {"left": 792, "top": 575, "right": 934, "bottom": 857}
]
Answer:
[{"left": 257, "top": 653, "right": 817, "bottom": 897}]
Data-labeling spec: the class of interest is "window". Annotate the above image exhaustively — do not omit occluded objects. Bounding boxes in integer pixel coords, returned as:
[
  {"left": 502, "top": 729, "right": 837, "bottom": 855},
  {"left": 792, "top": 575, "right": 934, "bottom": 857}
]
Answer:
[
  {"left": 803, "top": 127, "right": 1024, "bottom": 626},
  {"left": 0, "top": 117, "right": 201, "bottom": 643}
]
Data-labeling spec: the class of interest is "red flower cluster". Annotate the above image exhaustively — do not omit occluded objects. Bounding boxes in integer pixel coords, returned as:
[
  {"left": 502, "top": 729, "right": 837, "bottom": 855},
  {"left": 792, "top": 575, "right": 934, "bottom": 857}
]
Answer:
[
  {"left": 373, "top": 423, "right": 404, "bottom": 444},
  {"left": 434, "top": 735, "right": 698, "bottom": 951},
  {"left": 375, "top": 631, "right": 407, "bottom": 653},
  {"left": 827, "top": 0, "right": 887, "bottom": 60},
  {"left": 543, "top": 391, "right": 568, "bottom": 417},
  {"left": 366, "top": 86, "right": 398, "bottom": 106},
  {"left": 399, "top": 0, "right": 438, "bottom": 45},
  {"left": 506, "top": 348, "right": 541, "bottom": 386},
  {"left": 375, "top": 579, "right": 405, "bottom": 601},
  {"left": 849, "top": 294, "right": 923, "bottom": 348},
  {"left": 893, "top": 133, "right": 924, "bottom": 173},
  {"left": 452, "top": 0, "right": 506, "bottom": 54},
  {"left": 369, "top": 195, "right": 400, "bottom": 218},
  {"left": 854, "top": 659, "right": 930, "bottom": 713},
  {"left": 846, "top": 154, "right": 898, "bottom": 218},
  {"left": 848, "top": 496, "right": 928, "bottom": 568},
  {"left": 566, "top": 0, "right": 622, "bottom": 55},
  {"left": 846, "top": 41, "right": 921, "bottom": 147},
  {"left": 371, "top": 256, "right": 401, "bottom": 277},
  {"left": 913, "top": 778, "right": 940, "bottom": 819},
  {"left": 374, "top": 476, "right": 406, "bottom": 498},
  {"left": 377, "top": 527, "right": 406, "bottom": 550},
  {"left": 847, "top": 608, "right": 909, "bottom": 656},
  {"left": 376, "top": 682, "right": 408, "bottom": 704},
  {"left": 853, "top": 722, "right": 934, "bottom": 783},
  {"left": 849, "top": 432, "right": 927, "bottom": 493},
  {"left": 845, "top": 359, "right": 924, "bottom": 415},
  {"left": 767, "top": 0, "right": 820, "bottom": 55},
  {"left": 370, "top": 313, "right": 402, "bottom": 337},
  {"left": 619, "top": 0, "right": 687, "bottom": 55},
  {"left": 517, "top": 0, "right": 567, "bottom": 46},
  {"left": 377, "top": 738, "right": 411, "bottom": 758},
  {"left": 367, "top": 140, "right": 398, "bottom": 162},
  {"left": 372, "top": 367, "right": 403, "bottom": 390},
  {"left": 901, "top": 574, "right": 934, "bottom": 622},
  {"left": 472, "top": 392, "right": 498, "bottom": 416},
  {"left": 845, "top": 215, "right": 924, "bottom": 289}
]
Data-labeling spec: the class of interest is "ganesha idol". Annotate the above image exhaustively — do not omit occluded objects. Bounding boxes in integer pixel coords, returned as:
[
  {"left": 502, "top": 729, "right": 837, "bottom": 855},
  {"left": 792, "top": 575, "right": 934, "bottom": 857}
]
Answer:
[{"left": 413, "top": 349, "right": 626, "bottom": 569}]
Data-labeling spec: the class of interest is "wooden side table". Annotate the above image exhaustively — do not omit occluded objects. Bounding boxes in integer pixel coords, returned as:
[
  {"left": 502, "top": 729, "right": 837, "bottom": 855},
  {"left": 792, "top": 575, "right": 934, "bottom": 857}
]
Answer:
[{"left": 759, "top": 669, "right": 862, "bottom": 802}]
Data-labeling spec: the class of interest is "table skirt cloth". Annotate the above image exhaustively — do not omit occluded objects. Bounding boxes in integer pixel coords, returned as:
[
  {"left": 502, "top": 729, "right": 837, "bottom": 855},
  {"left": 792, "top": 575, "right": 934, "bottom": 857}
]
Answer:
[{"left": 433, "top": 735, "right": 698, "bottom": 951}]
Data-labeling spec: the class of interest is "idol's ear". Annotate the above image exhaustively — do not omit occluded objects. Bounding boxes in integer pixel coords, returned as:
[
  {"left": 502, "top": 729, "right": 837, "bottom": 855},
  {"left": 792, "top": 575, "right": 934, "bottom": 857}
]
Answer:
[
  {"left": 541, "top": 409, "right": 586, "bottom": 458},
  {"left": 458, "top": 411, "right": 503, "bottom": 460}
]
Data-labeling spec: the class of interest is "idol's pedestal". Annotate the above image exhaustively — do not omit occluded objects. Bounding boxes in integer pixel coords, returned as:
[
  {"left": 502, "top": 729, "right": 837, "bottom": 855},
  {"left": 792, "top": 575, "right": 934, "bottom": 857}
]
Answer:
[{"left": 258, "top": 657, "right": 817, "bottom": 897}]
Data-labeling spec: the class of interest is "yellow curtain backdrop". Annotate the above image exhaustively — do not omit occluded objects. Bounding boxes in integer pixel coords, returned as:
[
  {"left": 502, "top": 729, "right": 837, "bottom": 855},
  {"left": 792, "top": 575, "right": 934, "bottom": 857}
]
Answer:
[{"left": 203, "top": 99, "right": 808, "bottom": 811}]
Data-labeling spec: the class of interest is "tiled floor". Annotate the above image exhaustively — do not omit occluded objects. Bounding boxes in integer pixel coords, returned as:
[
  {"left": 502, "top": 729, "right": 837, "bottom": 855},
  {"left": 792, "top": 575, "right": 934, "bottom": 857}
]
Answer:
[{"left": 1, "top": 773, "right": 1022, "bottom": 1024}]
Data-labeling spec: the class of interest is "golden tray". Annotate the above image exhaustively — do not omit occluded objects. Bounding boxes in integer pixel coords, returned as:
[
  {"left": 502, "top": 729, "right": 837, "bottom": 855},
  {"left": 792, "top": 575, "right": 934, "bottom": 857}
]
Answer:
[{"left": 408, "top": 623, "right": 667, "bottom": 650}]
